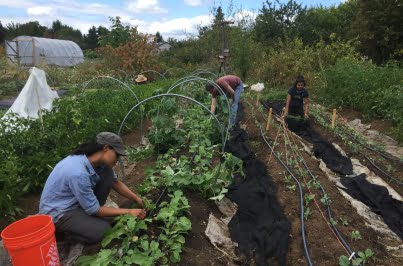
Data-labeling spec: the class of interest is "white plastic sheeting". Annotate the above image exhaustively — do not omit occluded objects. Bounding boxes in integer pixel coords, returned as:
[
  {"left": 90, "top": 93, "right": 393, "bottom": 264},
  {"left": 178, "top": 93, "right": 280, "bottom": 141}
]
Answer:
[
  {"left": 5, "top": 36, "right": 84, "bottom": 67},
  {"left": 2, "top": 67, "right": 59, "bottom": 121}
]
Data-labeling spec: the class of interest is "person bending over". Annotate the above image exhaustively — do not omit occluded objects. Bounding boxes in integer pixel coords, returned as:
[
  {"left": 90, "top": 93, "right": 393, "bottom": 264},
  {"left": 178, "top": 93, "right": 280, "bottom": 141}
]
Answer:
[{"left": 205, "top": 75, "right": 244, "bottom": 125}]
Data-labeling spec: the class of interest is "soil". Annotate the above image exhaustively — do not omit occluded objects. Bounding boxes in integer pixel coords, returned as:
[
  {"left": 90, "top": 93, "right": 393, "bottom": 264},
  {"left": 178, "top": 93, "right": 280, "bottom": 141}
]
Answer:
[
  {"left": 241, "top": 98, "right": 402, "bottom": 265},
  {"left": 1, "top": 101, "right": 402, "bottom": 266},
  {"left": 337, "top": 108, "right": 395, "bottom": 139}
]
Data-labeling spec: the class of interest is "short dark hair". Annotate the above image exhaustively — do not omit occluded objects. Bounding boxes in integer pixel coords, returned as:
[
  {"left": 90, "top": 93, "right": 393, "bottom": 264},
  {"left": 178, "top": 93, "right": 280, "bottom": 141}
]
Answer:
[
  {"left": 293, "top": 75, "right": 305, "bottom": 87},
  {"left": 205, "top": 83, "right": 214, "bottom": 91},
  {"left": 72, "top": 141, "right": 105, "bottom": 156}
]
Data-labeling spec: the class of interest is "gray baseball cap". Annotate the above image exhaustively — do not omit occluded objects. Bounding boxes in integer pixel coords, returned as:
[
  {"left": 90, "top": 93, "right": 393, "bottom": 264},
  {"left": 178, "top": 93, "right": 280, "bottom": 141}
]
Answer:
[{"left": 96, "top": 132, "right": 127, "bottom": 156}]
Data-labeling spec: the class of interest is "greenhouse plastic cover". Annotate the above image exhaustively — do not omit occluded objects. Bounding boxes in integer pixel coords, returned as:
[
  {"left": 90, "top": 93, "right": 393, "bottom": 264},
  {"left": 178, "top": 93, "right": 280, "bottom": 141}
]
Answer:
[
  {"left": 6, "top": 36, "right": 84, "bottom": 67},
  {"left": 2, "top": 67, "right": 59, "bottom": 120}
]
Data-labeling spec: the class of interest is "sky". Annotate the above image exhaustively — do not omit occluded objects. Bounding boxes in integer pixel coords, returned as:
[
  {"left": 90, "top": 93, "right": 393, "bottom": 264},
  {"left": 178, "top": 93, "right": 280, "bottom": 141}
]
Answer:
[{"left": 0, "top": 0, "right": 345, "bottom": 40}]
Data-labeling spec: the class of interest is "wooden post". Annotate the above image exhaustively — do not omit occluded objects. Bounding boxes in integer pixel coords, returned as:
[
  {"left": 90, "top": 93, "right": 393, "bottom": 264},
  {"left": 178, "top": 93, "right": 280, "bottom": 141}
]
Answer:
[
  {"left": 256, "top": 92, "right": 260, "bottom": 106},
  {"left": 331, "top": 109, "right": 337, "bottom": 129},
  {"left": 266, "top": 108, "right": 273, "bottom": 131}
]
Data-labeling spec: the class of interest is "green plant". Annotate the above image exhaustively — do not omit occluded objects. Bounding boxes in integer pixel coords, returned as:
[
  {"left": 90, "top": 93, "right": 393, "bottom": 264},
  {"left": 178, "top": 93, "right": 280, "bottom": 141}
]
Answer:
[
  {"left": 304, "top": 207, "right": 312, "bottom": 220},
  {"left": 320, "top": 193, "right": 332, "bottom": 205},
  {"left": 340, "top": 217, "right": 349, "bottom": 226},
  {"left": 304, "top": 194, "right": 315, "bottom": 206},
  {"left": 77, "top": 191, "right": 191, "bottom": 265},
  {"left": 351, "top": 230, "right": 362, "bottom": 241},
  {"left": 339, "top": 248, "right": 374, "bottom": 266}
]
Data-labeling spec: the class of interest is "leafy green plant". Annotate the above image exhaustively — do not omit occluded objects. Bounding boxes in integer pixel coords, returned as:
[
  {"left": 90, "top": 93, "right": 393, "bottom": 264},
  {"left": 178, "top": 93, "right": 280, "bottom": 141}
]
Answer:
[
  {"left": 351, "top": 230, "right": 362, "bottom": 241},
  {"left": 320, "top": 193, "right": 332, "bottom": 205},
  {"left": 340, "top": 217, "right": 349, "bottom": 226},
  {"left": 77, "top": 191, "right": 191, "bottom": 265},
  {"left": 339, "top": 248, "right": 374, "bottom": 266}
]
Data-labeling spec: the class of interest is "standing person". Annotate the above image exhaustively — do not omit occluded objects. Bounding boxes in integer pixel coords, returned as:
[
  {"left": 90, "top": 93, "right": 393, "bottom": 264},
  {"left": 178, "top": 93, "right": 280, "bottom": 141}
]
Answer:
[
  {"left": 284, "top": 75, "right": 309, "bottom": 119},
  {"left": 39, "top": 132, "right": 146, "bottom": 244},
  {"left": 205, "top": 75, "right": 244, "bottom": 124}
]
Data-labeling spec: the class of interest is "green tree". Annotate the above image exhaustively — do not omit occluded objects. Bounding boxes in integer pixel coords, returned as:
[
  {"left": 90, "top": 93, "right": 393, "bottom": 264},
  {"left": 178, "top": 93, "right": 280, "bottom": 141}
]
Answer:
[
  {"left": 254, "top": 0, "right": 305, "bottom": 45},
  {"left": 98, "top": 16, "right": 131, "bottom": 47},
  {"left": 6, "top": 21, "right": 47, "bottom": 39},
  {"left": 350, "top": 0, "right": 403, "bottom": 64},
  {"left": 294, "top": 2, "right": 356, "bottom": 45},
  {"left": 84, "top": 26, "right": 99, "bottom": 49},
  {"left": 155, "top": 31, "right": 164, "bottom": 43},
  {"left": 44, "top": 20, "right": 83, "bottom": 46},
  {"left": 0, "top": 21, "right": 6, "bottom": 43}
]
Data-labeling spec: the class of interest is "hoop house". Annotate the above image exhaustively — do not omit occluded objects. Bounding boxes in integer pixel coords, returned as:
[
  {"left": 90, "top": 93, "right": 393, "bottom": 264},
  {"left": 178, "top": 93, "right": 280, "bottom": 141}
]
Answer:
[{"left": 5, "top": 36, "right": 84, "bottom": 67}]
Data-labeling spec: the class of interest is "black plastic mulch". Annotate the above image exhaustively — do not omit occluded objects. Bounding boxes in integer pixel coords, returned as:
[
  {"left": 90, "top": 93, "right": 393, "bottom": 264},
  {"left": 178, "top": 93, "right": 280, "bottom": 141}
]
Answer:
[
  {"left": 225, "top": 103, "right": 291, "bottom": 265},
  {"left": 341, "top": 174, "right": 403, "bottom": 239},
  {"left": 262, "top": 100, "right": 403, "bottom": 240}
]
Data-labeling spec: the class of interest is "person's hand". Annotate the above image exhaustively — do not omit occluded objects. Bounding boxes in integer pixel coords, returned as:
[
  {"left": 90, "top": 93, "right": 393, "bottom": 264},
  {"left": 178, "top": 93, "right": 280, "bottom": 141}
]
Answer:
[
  {"left": 135, "top": 197, "right": 144, "bottom": 208},
  {"left": 304, "top": 113, "right": 309, "bottom": 119},
  {"left": 128, "top": 209, "right": 147, "bottom": 219}
]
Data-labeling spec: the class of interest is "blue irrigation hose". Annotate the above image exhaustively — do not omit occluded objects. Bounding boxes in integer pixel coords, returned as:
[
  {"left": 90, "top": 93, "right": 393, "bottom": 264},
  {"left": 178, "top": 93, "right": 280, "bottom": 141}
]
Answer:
[
  {"left": 258, "top": 125, "right": 313, "bottom": 266},
  {"left": 299, "top": 159, "right": 354, "bottom": 255},
  {"left": 361, "top": 153, "right": 403, "bottom": 185}
]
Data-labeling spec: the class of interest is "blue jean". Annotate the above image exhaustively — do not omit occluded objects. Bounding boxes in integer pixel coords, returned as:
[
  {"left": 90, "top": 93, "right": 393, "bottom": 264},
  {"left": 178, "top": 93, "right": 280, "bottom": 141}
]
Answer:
[{"left": 230, "top": 83, "right": 244, "bottom": 125}]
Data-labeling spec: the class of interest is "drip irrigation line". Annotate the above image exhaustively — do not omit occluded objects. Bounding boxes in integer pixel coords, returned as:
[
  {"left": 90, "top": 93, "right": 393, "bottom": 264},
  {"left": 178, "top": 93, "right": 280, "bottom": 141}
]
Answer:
[
  {"left": 253, "top": 98, "right": 356, "bottom": 259},
  {"left": 311, "top": 107, "right": 402, "bottom": 185},
  {"left": 258, "top": 125, "right": 313, "bottom": 266},
  {"left": 361, "top": 153, "right": 403, "bottom": 185},
  {"left": 280, "top": 119, "right": 353, "bottom": 256},
  {"left": 311, "top": 104, "right": 402, "bottom": 164},
  {"left": 147, "top": 187, "right": 168, "bottom": 218}
]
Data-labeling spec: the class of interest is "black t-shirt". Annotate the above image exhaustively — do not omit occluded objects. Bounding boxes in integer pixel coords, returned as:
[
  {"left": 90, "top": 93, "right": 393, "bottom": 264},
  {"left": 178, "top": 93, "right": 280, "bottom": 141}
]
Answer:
[{"left": 288, "top": 87, "right": 309, "bottom": 115}]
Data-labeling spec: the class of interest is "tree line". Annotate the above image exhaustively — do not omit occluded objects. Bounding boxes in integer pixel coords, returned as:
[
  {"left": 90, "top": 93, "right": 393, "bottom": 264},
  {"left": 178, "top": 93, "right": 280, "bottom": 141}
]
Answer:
[{"left": 0, "top": 0, "right": 402, "bottom": 64}]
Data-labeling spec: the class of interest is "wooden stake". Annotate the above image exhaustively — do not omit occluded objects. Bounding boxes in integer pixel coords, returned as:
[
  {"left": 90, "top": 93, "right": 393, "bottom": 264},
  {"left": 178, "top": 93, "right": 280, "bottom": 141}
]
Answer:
[
  {"left": 256, "top": 92, "right": 260, "bottom": 106},
  {"left": 266, "top": 108, "right": 273, "bottom": 131},
  {"left": 331, "top": 109, "right": 337, "bottom": 129}
]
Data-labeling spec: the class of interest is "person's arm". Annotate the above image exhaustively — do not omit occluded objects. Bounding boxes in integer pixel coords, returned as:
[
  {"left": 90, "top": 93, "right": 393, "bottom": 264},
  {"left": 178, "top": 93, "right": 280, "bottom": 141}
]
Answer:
[
  {"left": 112, "top": 180, "right": 143, "bottom": 207},
  {"left": 96, "top": 206, "right": 146, "bottom": 219},
  {"left": 284, "top": 94, "right": 291, "bottom": 117},
  {"left": 304, "top": 98, "right": 309, "bottom": 118},
  {"left": 210, "top": 96, "right": 217, "bottom": 113},
  {"left": 222, "top": 82, "right": 235, "bottom": 98}
]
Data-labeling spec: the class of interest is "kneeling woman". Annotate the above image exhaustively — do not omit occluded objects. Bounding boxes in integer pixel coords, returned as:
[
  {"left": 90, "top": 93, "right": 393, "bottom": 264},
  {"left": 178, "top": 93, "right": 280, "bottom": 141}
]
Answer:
[{"left": 39, "top": 132, "right": 146, "bottom": 244}]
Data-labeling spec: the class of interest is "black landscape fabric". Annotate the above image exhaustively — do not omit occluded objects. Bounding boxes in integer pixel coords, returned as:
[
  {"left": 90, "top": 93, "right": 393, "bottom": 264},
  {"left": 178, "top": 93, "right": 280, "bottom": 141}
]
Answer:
[
  {"left": 263, "top": 100, "right": 403, "bottom": 240},
  {"left": 225, "top": 104, "right": 291, "bottom": 265},
  {"left": 341, "top": 174, "right": 403, "bottom": 239},
  {"left": 263, "top": 100, "right": 354, "bottom": 176}
]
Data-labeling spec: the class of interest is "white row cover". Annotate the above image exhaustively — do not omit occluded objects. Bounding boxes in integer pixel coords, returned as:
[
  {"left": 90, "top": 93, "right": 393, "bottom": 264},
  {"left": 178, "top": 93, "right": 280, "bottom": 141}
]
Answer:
[
  {"left": 5, "top": 36, "right": 84, "bottom": 67},
  {"left": 2, "top": 67, "right": 59, "bottom": 122}
]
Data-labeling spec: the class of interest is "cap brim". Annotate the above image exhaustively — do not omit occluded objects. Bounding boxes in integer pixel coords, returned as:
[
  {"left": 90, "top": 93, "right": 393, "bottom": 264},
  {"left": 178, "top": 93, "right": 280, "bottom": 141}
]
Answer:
[{"left": 114, "top": 147, "right": 127, "bottom": 156}]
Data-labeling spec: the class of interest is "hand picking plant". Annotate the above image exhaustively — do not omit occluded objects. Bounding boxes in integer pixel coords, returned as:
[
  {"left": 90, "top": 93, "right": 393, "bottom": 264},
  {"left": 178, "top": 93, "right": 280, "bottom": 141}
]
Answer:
[{"left": 76, "top": 191, "right": 191, "bottom": 266}]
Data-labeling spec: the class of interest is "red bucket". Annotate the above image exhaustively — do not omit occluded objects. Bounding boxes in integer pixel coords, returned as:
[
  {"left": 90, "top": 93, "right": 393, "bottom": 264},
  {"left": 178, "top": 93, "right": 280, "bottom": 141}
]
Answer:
[{"left": 1, "top": 215, "right": 60, "bottom": 266}]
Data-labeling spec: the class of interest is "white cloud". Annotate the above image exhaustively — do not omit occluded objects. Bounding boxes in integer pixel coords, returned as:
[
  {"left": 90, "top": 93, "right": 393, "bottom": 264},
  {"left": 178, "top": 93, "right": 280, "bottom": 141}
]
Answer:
[
  {"left": 135, "top": 15, "right": 211, "bottom": 39},
  {"left": 0, "top": 0, "right": 34, "bottom": 9},
  {"left": 126, "top": 0, "right": 167, "bottom": 14},
  {"left": 184, "top": 0, "right": 203, "bottom": 7},
  {"left": 27, "top": 6, "right": 53, "bottom": 16}
]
